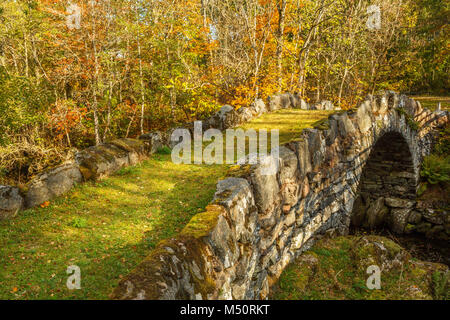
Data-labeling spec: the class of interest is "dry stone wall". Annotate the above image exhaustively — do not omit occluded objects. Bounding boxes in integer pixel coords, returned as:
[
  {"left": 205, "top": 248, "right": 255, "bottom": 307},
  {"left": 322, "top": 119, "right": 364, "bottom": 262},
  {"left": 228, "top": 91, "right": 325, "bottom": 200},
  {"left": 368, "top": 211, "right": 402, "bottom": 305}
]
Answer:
[
  {"left": 111, "top": 91, "right": 448, "bottom": 300},
  {"left": 0, "top": 92, "right": 320, "bottom": 218}
]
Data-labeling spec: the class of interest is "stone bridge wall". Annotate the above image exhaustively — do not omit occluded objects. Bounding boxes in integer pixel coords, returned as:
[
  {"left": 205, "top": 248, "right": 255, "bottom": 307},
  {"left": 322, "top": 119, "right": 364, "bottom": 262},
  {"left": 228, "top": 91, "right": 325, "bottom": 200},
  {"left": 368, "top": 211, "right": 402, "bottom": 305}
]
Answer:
[{"left": 111, "top": 91, "right": 448, "bottom": 300}]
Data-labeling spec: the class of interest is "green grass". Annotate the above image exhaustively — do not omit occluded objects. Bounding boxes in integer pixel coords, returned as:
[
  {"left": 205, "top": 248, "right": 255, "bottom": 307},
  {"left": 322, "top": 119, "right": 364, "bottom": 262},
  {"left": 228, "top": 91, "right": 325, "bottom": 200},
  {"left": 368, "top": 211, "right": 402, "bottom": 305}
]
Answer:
[
  {"left": 270, "top": 236, "right": 449, "bottom": 300},
  {"left": 240, "top": 109, "right": 336, "bottom": 145},
  {"left": 0, "top": 155, "right": 228, "bottom": 299},
  {"left": 0, "top": 109, "right": 332, "bottom": 299},
  {"left": 412, "top": 95, "right": 450, "bottom": 111}
]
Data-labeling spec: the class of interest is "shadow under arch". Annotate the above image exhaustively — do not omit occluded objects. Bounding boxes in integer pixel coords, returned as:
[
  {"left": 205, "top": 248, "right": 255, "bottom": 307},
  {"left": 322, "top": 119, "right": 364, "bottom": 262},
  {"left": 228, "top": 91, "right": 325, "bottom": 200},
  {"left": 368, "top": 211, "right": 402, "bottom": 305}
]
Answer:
[{"left": 350, "top": 131, "right": 419, "bottom": 233}]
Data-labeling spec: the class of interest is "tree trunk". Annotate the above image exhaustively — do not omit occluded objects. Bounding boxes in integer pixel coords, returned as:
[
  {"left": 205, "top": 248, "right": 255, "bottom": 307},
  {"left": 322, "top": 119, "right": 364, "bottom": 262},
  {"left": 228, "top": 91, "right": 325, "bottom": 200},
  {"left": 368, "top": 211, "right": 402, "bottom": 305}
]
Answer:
[{"left": 276, "top": 0, "right": 287, "bottom": 93}]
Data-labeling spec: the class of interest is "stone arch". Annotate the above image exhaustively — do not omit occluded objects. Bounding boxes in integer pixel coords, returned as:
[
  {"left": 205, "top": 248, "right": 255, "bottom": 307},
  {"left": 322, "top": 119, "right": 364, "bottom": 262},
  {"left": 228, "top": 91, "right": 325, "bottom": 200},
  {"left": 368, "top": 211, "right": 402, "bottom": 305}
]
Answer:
[
  {"left": 111, "top": 91, "right": 448, "bottom": 300},
  {"left": 350, "top": 130, "right": 419, "bottom": 233}
]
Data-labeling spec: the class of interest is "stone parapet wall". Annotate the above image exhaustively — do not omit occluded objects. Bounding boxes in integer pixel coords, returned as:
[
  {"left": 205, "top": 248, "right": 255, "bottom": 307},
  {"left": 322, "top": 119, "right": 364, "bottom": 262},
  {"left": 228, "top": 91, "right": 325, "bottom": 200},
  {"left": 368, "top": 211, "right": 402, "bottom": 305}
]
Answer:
[
  {"left": 111, "top": 91, "right": 448, "bottom": 300},
  {"left": 0, "top": 137, "right": 155, "bottom": 216},
  {"left": 1, "top": 92, "right": 327, "bottom": 218}
]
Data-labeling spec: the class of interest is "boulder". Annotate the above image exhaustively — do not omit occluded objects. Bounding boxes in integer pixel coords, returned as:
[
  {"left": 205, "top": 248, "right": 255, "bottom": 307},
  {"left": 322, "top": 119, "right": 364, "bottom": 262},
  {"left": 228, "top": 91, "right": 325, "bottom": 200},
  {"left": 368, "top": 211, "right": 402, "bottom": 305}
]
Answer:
[
  {"left": 166, "top": 127, "right": 187, "bottom": 148},
  {"left": 213, "top": 177, "right": 252, "bottom": 209},
  {"left": 139, "top": 131, "right": 165, "bottom": 154},
  {"left": 389, "top": 208, "right": 411, "bottom": 234},
  {"left": 288, "top": 94, "right": 303, "bottom": 109},
  {"left": 75, "top": 143, "right": 132, "bottom": 180},
  {"left": 210, "top": 105, "right": 237, "bottom": 130},
  {"left": 268, "top": 94, "right": 291, "bottom": 111},
  {"left": 278, "top": 147, "right": 299, "bottom": 184},
  {"left": 408, "top": 211, "right": 422, "bottom": 224},
  {"left": 313, "top": 100, "right": 334, "bottom": 110},
  {"left": 385, "top": 197, "right": 415, "bottom": 208},
  {"left": 324, "top": 118, "right": 338, "bottom": 146},
  {"left": 25, "top": 162, "right": 82, "bottom": 208},
  {"left": 365, "top": 197, "right": 389, "bottom": 229},
  {"left": 236, "top": 106, "right": 254, "bottom": 124},
  {"left": 110, "top": 138, "right": 148, "bottom": 165},
  {"left": 0, "top": 185, "right": 23, "bottom": 219},
  {"left": 299, "top": 99, "right": 309, "bottom": 110},
  {"left": 250, "top": 99, "right": 267, "bottom": 116},
  {"left": 422, "top": 209, "right": 444, "bottom": 225}
]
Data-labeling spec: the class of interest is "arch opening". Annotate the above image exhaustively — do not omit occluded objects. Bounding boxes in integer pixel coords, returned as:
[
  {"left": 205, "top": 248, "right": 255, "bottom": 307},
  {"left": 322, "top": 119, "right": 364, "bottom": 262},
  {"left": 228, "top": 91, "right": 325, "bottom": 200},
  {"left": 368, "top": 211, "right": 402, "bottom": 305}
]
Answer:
[{"left": 350, "top": 131, "right": 418, "bottom": 233}]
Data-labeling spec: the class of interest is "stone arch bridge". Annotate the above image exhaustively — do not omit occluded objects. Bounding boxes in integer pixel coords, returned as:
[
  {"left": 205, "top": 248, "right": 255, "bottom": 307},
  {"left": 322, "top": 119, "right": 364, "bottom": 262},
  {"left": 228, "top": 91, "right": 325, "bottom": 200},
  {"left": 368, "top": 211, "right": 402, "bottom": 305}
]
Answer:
[{"left": 112, "top": 91, "right": 448, "bottom": 300}]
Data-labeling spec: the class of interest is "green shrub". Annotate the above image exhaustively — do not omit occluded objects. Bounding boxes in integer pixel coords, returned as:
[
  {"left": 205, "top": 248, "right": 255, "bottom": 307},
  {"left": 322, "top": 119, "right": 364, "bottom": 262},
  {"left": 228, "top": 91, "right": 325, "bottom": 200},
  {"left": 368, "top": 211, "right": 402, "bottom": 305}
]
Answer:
[
  {"left": 421, "top": 154, "right": 450, "bottom": 185},
  {"left": 434, "top": 124, "right": 450, "bottom": 156}
]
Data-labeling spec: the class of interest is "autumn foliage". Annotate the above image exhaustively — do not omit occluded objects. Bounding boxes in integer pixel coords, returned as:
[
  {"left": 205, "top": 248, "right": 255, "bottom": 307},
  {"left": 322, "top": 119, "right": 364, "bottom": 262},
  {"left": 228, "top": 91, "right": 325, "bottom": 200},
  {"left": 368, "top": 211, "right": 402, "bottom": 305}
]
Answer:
[{"left": 0, "top": 0, "right": 448, "bottom": 183}]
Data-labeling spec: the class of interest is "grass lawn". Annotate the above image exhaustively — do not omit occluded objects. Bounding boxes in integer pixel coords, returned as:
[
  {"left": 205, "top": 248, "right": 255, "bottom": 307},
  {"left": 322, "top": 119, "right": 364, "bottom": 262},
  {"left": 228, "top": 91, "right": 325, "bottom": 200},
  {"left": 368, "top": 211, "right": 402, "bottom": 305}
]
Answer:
[
  {"left": 0, "top": 109, "right": 332, "bottom": 299},
  {"left": 412, "top": 95, "right": 450, "bottom": 111},
  {"left": 0, "top": 155, "right": 228, "bottom": 299},
  {"left": 240, "top": 109, "right": 335, "bottom": 146},
  {"left": 270, "top": 235, "right": 449, "bottom": 300}
]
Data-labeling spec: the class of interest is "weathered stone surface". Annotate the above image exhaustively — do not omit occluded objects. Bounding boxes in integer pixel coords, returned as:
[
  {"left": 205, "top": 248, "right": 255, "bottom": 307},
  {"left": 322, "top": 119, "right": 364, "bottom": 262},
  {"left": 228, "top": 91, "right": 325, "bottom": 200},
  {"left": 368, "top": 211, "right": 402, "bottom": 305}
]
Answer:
[
  {"left": 110, "top": 138, "right": 148, "bottom": 165},
  {"left": 355, "top": 100, "right": 373, "bottom": 133},
  {"left": 212, "top": 105, "right": 236, "bottom": 130},
  {"left": 209, "top": 214, "right": 238, "bottom": 268},
  {"left": 422, "top": 209, "right": 444, "bottom": 225},
  {"left": 111, "top": 91, "right": 449, "bottom": 300},
  {"left": 299, "top": 99, "right": 309, "bottom": 110},
  {"left": 75, "top": 143, "right": 132, "bottom": 180},
  {"left": 214, "top": 178, "right": 252, "bottom": 209},
  {"left": 278, "top": 147, "right": 300, "bottom": 205},
  {"left": 305, "top": 129, "right": 325, "bottom": 170},
  {"left": 385, "top": 197, "right": 415, "bottom": 208},
  {"left": 351, "top": 195, "right": 367, "bottom": 227},
  {"left": 250, "top": 158, "right": 280, "bottom": 215},
  {"left": 250, "top": 99, "right": 267, "bottom": 116},
  {"left": 268, "top": 93, "right": 292, "bottom": 111},
  {"left": 25, "top": 163, "right": 82, "bottom": 208},
  {"left": 139, "top": 131, "right": 164, "bottom": 154},
  {"left": 365, "top": 197, "right": 389, "bottom": 229},
  {"left": 0, "top": 186, "right": 23, "bottom": 220},
  {"left": 291, "top": 139, "right": 311, "bottom": 177},
  {"left": 374, "top": 94, "right": 389, "bottom": 114},
  {"left": 284, "top": 209, "right": 296, "bottom": 227},
  {"left": 389, "top": 208, "right": 411, "bottom": 234},
  {"left": 408, "top": 211, "right": 422, "bottom": 224},
  {"left": 313, "top": 100, "right": 334, "bottom": 111},
  {"left": 324, "top": 118, "right": 338, "bottom": 146},
  {"left": 337, "top": 112, "right": 356, "bottom": 136},
  {"left": 236, "top": 106, "right": 253, "bottom": 124}
]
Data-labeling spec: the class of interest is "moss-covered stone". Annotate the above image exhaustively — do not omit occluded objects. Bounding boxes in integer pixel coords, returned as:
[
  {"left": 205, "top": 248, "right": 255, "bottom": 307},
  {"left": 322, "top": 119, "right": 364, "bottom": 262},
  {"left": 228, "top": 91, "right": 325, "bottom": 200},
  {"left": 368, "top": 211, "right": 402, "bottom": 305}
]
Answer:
[
  {"left": 416, "top": 222, "right": 433, "bottom": 234},
  {"left": 270, "top": 235, "right": 448, "bottom": 300},
  {"left": 181, "top": 205, "right": 226, "bottom": 239},
  {"left": 313, "top": 118, "right": 331, "bottom": 131},
  {"left": 405, "top": 223, "right": 417, "bottom": 233},
  {"left": 226, "top": 164, "right": 252, "bottom": 179}
]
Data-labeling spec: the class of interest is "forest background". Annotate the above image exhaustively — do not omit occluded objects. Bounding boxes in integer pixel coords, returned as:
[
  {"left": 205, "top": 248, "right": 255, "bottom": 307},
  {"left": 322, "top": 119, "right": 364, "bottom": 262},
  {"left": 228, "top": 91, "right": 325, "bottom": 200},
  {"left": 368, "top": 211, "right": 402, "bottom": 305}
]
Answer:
[{"left": 0, "top": 0, "right": 448, "bottom": 184}]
